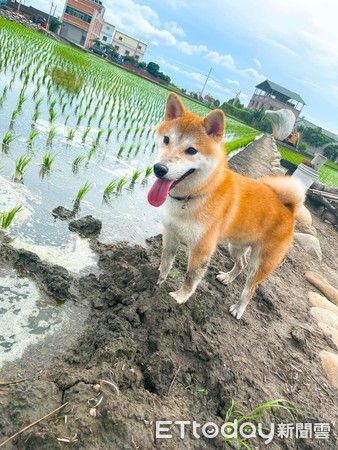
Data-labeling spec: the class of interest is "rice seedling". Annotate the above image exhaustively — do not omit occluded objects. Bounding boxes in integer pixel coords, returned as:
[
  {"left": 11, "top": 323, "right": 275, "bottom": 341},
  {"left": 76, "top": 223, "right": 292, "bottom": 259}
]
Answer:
[
  {"left": 67, "top": 127, "right": 77, "bottom": 140},
  {"left": 82, "top": 126, "right": 91, "bottom": 143},
  {"left": 11, "top": 108, "right": 19, "bottom": 122},
  {"left": 72, "top": 155, "right": 86, "bottom": 174},
  {"left": 116, "top": 175, "right": 128, "bottom": 192},
  {"left": 96, "top": 129, "right": 104, "bottom": 144},
  {"left": 76, "top": 113, "right": 84, "bottom": 126},
  {"left": 47, "top": 126, "right": 56, "bottom": 145},
  {"left": 73, "top": 181, "right": 92, "bottom": 212},
  {"left": 39, "top": 151, "right": 56, "bottom": 178},
  {"left": 32, "top": 110, "right": 41, "bottom": 122},
  {"left": 49, "top": 108, "right": 57, "bottom": 123},
  {"left": 2, "top": 130, "right": 16, "bottom": 153},
  {"left": 0, "top": 205, "right": 23, "bottom": 230},
  {"left": 129, "top": 169, "right": 141, "bottom": 190},
  {"left": 41, "top": 151, "right": 56, "bottom": 170},
  {"left": 106, "top": 128, "right": 113, "bottom": 142},
  {"left": 118, "top": 145, "right": 125, "bottom": 157},
  {"left": 14, "top": 154, "right": 32, "bottom": 182},
  {"left": 86, "top": 142, "right": 97, "bottom": 167},
  {"left": 145, "top": 166, "right": 152, "bottom": 178},
  {"left": 28, "top": 129, "right": 40, "bottom": 146},
  {"left": 125, "top": 126, "right": 132, "bottom": 140},
  {"left": 103, "top": 180, "right": 117, "bottom": 203}
]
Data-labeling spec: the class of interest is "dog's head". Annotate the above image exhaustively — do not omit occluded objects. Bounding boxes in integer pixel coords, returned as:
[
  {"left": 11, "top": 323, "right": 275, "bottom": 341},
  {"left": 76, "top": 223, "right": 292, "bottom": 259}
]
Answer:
[{"left": 148, "top": 93, "right": 226, "bottom": 207}]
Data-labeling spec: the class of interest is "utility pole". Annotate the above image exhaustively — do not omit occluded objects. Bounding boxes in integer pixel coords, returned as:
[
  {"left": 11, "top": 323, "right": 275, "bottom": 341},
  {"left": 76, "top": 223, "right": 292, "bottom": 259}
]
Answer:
[
  {"left": 233, "top": 90, "right": 241, "bottom": 106},
  {"left": 200, "top": 67, "right": 212, "bottom": 99},
  {"left": 46, "top": 2, "right": 55, "bottom": 30}
]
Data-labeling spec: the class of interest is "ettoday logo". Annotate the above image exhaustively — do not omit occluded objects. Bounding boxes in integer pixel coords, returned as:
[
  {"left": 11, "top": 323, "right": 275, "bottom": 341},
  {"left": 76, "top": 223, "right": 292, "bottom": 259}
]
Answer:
[{"left": 155, "top": 420, "right": 331, "bottom": 443}]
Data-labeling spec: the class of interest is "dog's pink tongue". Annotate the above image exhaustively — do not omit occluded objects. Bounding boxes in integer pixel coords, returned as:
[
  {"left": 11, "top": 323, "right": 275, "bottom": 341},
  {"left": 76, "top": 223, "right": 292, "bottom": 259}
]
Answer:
[{"left": 147, "top": 178, "right": 175, "bottom": 207}]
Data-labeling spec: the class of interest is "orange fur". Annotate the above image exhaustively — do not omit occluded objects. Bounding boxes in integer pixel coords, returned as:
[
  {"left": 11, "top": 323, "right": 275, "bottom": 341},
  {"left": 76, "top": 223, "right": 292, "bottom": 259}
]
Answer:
[{"left": 151, "top": 93, "right": 305, "bottom": 319}]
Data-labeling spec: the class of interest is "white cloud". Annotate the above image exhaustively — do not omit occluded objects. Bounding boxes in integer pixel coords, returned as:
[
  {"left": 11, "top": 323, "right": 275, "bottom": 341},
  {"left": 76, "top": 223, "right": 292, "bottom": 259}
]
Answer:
[
  {"left": 104, "top": 0, "right": 177, "bottom": 46},
  {"left": 240, "top": 68, "right": 265, "bottom": 83},
  {"left": 176, "top": 41, "right": 208, "bottom": 55},
  {"left": 206, "top": 51, "right": 236, "bottom": 70},
  {"left": 225, "top": 79, "right": 240, "bottom": 86},
  {"left": 164, "top": 21, "right": 185, "bottom": 37},
  {"left": 253, "top": 58, "right": 262, "bottom": 69},
  {"left": 165, "top": 0, "right": 188, "bottom": 8}
]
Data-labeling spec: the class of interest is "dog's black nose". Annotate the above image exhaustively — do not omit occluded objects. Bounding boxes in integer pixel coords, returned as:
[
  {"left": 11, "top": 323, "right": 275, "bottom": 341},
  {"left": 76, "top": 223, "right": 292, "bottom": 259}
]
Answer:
[{"left": 153, "top": 163, "right": 168, "bottom": 178}]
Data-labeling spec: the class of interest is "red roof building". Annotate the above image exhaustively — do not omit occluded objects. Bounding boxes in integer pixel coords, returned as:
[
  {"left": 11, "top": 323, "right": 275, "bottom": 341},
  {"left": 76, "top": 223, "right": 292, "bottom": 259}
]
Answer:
[{"left": 60, "top": 0, "right": 105, "bottom": 49}]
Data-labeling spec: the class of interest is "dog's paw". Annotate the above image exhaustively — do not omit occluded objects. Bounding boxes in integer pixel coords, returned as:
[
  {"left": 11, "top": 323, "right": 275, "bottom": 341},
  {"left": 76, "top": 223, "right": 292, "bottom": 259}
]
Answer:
[
  {"left": 157, "top": 268, "right": 169, "bottom": 285},
  {"left": 217, "top": 271, "right": 233, "bottom": 285},
  {"left": 229, "top": 303, "right": 245, "bottom": 320},
  {"left": 169, "top": 290, "right": 189, "bottom": 304}
]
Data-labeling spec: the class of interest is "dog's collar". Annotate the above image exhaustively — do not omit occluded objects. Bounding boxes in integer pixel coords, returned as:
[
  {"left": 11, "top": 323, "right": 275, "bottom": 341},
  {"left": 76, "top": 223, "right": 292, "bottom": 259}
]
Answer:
[{"left": 168, "top": 193, "right": 193, "bottom": 202}]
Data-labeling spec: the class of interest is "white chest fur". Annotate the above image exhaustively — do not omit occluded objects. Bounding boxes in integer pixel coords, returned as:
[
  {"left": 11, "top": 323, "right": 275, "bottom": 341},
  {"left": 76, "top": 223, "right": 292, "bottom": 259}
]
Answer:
[{"left": 160, "top": 197, "right": 203, "bottom": 247}]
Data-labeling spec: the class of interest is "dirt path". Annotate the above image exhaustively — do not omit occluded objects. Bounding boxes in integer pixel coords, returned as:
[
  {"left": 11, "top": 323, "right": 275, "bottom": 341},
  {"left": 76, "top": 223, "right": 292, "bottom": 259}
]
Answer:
[{"left": 0, "top": 135, "right": 337, "bottom": 449}]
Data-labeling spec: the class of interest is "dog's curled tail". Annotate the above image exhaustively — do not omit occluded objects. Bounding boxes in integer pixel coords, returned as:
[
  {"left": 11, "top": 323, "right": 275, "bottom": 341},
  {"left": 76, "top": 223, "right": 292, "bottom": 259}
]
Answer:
[{"left": 263, "top": 176, "right": 305, "bottom": 214}]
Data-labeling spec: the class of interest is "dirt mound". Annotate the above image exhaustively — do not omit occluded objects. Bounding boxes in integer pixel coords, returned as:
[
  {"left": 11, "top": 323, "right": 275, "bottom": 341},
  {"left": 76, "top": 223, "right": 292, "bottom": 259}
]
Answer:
[{"left": 0, "top": 135, "right": 337, "bottom": 449}]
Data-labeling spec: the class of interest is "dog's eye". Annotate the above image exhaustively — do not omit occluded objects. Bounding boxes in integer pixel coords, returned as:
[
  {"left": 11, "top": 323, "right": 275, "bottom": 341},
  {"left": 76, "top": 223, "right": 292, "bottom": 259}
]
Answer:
[
  {"left": 163, "top": 136, "right": 170, "bottom": 145},
  {"left": 185, "top": 147, "right": 198, "bottom": 155}
]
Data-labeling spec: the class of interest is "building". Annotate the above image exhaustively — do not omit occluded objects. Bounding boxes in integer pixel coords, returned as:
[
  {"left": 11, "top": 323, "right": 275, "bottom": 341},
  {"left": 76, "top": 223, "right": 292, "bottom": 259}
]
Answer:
[
  {"left": 113, "top": 30, "right": 147, "bottom": 62},
  {"left": 248, "top": 80, "right": 306, "bottom": 118},
  {"left": 59, "top": 0, "right": 105, "bottom": 49},
  {"left": 99, "top": 20, "right": 115, "bottom": 45}
]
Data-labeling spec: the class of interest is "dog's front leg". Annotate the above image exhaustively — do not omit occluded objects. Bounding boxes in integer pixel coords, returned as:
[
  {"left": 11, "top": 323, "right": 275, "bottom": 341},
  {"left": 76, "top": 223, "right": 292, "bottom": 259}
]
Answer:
[
  {"left": 158, "top": 228, "right": 180, "bottom": 284},
  {"left": 170, "top": 240, "right": 215, "bottom": 304}
]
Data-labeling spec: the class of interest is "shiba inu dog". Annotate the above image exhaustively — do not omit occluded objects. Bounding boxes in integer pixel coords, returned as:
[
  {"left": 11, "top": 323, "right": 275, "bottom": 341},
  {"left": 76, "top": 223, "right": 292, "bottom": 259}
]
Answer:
[{"left": 147, "top": 93, "right": 304, "bottom": 319}]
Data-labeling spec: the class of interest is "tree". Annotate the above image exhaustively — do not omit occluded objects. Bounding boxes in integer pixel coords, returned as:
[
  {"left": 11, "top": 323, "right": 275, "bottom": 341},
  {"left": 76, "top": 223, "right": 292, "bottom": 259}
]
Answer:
[
  {"left": 323, "top": 144, "right": 338, "bottom": 163},
  {"left": 102, "top": 44, "right": 118, "bottom": 58},
  {"left": 228, "top": 97, "right": 244, "bottom": 108},
  {"left": 250, "top": 107, "right": 266, "bottom": 127},
  {"left": 138, "top": 61, "right": 147, "bottom": 70},
  {"left": 301, "top": 127, "right": 331, "bottom": 148},
  {"left": 298, "top": 142, "right": 307, "bottom": 152},
  {"left": 123, "top": 55, "right": 138, "bottom": 66},
  {"left": 49, "top": 18, "right": 61, "bottom": 32},
  {"left": 147, "top": 62, "right": 160, "bottom": 77}
]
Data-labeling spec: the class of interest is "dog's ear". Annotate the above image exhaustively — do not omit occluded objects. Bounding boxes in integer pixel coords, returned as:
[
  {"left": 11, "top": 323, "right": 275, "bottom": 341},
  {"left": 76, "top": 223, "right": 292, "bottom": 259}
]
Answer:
[
  {"left": 165, "top": 93, "right": 185, "bottom": 121},
  {"left": 203, "top": 110, "right": 225, "bottom": 142}
]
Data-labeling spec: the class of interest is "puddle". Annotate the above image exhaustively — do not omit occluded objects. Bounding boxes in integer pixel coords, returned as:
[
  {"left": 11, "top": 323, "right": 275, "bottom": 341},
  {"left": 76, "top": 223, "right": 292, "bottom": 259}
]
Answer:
[{"left": 0, "top": 266, "right": 88, "bottom": 375}]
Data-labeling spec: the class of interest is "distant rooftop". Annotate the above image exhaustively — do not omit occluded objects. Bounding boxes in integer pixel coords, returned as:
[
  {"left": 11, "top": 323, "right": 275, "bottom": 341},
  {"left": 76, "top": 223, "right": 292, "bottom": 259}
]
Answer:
[{"left": 256, "top": 80, "right": 306, "bottom": 105}]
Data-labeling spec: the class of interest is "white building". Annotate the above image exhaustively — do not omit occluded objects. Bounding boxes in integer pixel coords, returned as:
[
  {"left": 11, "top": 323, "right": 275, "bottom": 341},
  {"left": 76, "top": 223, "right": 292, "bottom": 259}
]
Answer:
[
  {"left": 99, "top": 21, "right": 115, "bottom": 45},
  {"left": 113, "top": 30, "right": 147, "bottom": 62}
]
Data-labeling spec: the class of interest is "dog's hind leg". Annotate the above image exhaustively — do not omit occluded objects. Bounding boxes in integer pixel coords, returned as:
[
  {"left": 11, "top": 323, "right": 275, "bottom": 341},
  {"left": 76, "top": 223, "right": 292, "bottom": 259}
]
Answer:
[
  {"left": 229, "top": 238, "right": 291, "bottom": 319},
  {"left": 158, "top": 228, "right": 180, "bottom": 285},
  {"left": 217, "top": 243, "right": 250, "bottom": 285}
]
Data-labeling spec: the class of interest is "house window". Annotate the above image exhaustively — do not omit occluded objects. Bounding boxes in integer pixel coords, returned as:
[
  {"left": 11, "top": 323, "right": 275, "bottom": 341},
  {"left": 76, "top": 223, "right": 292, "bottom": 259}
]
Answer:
[
  {"left": 65, "top": 6, "right": 92, "bottom": 24},
  {"left": 118, "top": 36, "right": 123, "bottom": 41},
  {"left": 138, "top": 45, "right": 142, "bottom": 50},
  {"left": 125, "top": 50, "right": 130, "bottom": 56},
  {"left": 135, "top": 55, "right": 139, "bottom": 60},
  {"left": 106, "top": 26, "right": 110, "bottom": 30},
  {"left": 102, "top": 36, "right": 107, "bottom": 42},
  {"left": 115, "top": 45, "right": 119, "bottom": 51}
]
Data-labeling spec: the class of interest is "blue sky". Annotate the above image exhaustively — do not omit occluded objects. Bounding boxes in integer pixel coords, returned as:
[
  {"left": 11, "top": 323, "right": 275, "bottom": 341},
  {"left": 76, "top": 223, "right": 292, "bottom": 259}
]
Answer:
[{"left": 23, "top": 0, "right": 338, "bottom": 135}]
